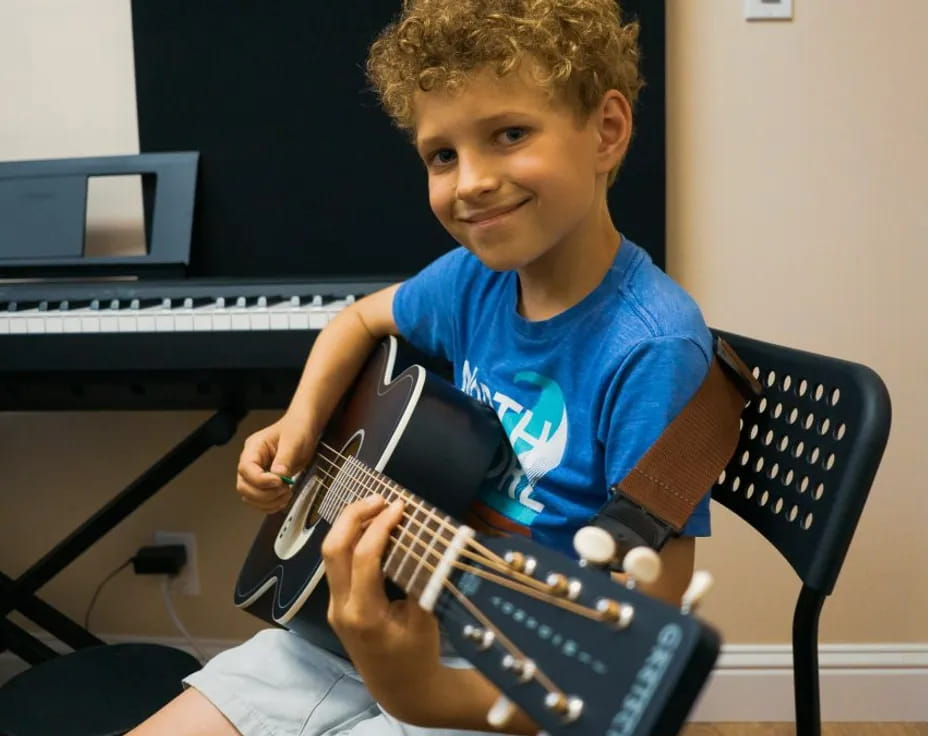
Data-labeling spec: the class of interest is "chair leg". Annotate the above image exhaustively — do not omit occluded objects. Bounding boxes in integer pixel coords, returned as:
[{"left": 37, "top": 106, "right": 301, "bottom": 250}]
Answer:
[{"left": 793, "top": 585, "right": 826, "bottom": 736}]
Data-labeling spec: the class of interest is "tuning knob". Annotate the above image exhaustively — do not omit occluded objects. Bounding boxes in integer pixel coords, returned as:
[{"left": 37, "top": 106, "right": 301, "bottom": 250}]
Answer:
[
  {"left": 681, "top": 570, "right": 714, "bottom": 614},
  {"left": 487, "top": 695, "right": 517, "bottom": 728},
  {"left": 573, "top": 525, "right": 617, "bottom": 566},
  {"left": 622, "top": 546, "right": 662, "bottom": 586}
]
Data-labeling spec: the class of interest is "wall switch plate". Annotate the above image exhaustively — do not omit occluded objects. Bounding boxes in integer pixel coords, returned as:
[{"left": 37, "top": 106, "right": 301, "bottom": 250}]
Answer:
[
  {"left": 745, "top": 0, "right": 793, "bottom": 21},
  {"left": 154, "top": 531, "right": 199, "bottom": 595}
]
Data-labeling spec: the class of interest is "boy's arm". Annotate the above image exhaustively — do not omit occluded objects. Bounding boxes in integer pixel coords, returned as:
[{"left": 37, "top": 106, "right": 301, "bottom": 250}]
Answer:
[
  {"left": 236, "top": 283, "right": 401, "bottom": 511},
  {"left": 284, "top": 283, "right": 402, "bottom": 441},
  {"left": 323, "top": 495, "right": 539, "bottom": 734}
]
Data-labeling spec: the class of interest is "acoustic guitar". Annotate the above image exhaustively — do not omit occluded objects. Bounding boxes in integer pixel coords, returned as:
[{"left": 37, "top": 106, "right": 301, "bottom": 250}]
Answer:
[{"left": 235, "top": 336, "right": 720, "bottom": 735}]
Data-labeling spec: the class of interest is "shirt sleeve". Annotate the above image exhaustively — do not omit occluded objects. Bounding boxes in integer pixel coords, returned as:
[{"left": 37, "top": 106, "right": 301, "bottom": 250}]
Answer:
[
  {"left": 392, "top": 247, "right": 469, "bottom": 364},
  {"left": 598, "top": 336, "right": 713, "bottom": 536}
]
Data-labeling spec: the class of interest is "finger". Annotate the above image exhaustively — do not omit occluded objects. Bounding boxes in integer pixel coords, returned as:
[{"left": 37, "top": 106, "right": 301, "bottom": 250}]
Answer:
[
  {"left": 235, "top": 475, "right": 290, "bottom": 503},
  {"left": 351, "top": 499, "right": 406, "bottom": 594},
  {"left": 271, "top": 430, "right": 318, "bottom": 478},
  {"left": 240, "top": 460, "right": 288, "bottom": 490},
  {"left": 239, "top": 433, "right": 287, "bottom": 490},
  {"left": 322, "top": 495, "right": 387, "bottom": 604},
  {"left": 241, "top": 490, "right": 292, "bottom": 513}
]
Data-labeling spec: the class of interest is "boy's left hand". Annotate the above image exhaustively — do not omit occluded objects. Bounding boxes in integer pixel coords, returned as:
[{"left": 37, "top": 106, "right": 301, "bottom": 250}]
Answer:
[{"left": 322, "top": 495, "right": 443, "bottom": 719}]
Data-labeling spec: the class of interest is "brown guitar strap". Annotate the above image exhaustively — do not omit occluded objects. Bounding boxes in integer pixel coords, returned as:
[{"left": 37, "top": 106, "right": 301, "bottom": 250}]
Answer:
[{"left": 591, "top": 336, "right": 763, "bottom": 560}]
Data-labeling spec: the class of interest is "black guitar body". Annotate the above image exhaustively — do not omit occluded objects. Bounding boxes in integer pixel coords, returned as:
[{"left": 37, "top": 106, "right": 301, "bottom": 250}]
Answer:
[{"left": 234, "top": 336, "right": 504, "bottom": 654}]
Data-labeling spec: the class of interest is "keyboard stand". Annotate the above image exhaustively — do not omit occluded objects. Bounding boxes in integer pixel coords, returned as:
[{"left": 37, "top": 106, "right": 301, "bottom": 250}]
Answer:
[{"left": 0, "top": 407, "right": 246, "bottom": 665}]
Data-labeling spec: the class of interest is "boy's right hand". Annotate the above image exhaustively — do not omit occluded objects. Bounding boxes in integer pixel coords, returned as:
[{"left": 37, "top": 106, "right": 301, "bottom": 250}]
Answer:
[{"left": 236, "top": 415, "right": 318, "bottom": 513}]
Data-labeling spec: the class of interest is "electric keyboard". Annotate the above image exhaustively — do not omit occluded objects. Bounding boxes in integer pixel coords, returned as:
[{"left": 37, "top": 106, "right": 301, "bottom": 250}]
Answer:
[{"left": 0, "top": 278, "right": 393, "bottom": 411}]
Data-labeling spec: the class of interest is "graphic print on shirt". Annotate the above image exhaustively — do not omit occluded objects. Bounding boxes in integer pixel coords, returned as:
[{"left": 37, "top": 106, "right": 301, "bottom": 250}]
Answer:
[{"left": 461, "top": 360, "right": 568, "bottom": 531}]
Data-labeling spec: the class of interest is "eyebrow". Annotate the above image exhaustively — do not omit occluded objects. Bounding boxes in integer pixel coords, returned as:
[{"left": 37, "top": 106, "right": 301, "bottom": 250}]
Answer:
[{"left": 416, "top": 111, "right": 533, "bottom": 152}]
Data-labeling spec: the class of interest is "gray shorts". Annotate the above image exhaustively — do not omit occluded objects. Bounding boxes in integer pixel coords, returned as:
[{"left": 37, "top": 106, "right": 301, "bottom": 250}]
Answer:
[{"left": 183, "top": 629, "right": 508, "bottom": 736}]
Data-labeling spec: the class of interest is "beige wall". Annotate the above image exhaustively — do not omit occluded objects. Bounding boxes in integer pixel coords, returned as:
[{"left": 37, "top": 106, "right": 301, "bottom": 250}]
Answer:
[{"left": 0, "top": 1, "right": 924, "bottom": 647}]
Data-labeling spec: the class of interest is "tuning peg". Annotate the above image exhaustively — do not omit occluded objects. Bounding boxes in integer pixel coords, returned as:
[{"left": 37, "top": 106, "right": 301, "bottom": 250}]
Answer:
[
  {"left": 487, "top": 694, "right": 517, "bottom": 728},
  {"left": 622, "top": 546, "right": 662, "bottom": 586},
  {"left": 573, "top": 525, "right": 616, "bottom": 566},
  {"left": 681, "top": 570, "right": 714, "bottom": 614}
]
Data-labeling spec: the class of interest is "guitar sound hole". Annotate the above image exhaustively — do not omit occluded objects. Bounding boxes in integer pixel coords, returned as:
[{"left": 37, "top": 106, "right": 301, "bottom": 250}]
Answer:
[{"left": 304, "top": 434, "right": 363, "bottom": 530}]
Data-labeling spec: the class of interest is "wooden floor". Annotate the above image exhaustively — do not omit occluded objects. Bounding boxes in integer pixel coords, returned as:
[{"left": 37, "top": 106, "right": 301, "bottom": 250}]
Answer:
[{"left": 683, "top": 725, "right": 928, "bottom": 736}]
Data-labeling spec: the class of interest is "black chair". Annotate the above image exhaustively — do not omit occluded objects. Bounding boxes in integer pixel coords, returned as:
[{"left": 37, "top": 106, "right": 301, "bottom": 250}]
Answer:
[
  {"left": 709, "top": 330, "right": 891, "bottom": 736},
  {"left": 0, "top": 643, "right": 200, "bottom": 735}
]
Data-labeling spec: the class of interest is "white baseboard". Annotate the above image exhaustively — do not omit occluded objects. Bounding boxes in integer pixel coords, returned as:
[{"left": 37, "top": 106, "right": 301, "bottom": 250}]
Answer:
[
  {"left": 690, "top": 643, "right": 928, "bottom": 722},
  {"left": 3, "top": 637, "right": 926, "bottom": 722}
]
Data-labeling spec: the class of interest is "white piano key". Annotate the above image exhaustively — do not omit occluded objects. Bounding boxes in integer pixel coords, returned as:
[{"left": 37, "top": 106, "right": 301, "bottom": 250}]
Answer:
[
  {"left": 249, "top": 312, "right": 271, "bottom": 330},
  {"left": 174, "top": 315, "right": 194, "bottom": 331},
  {"left": 288, "top": 313, "right": 310, "bottom": 330},
  {"left": 231, "top": 314, "right": 251, "bottom": 330},
  {"left": 0, "top": 317, "right": 9, "bottom": 334},
  {"left": 269, "top": 313, "right": 289, "bottom": 330},
  {"left": 44, "top": 317, "right": 64, "bottom": 333},
  {"left": 155, "top": 315, "right": 175, "bottom": 331},
  {"left": 212, "top": 313, "right": 232, "bottom": 331},
  {"left": 10, "top": 319, "right": 28, "bottom": 334},
  {"left": 137, "top": 315, "right": 156, "bottom": 332},
  {"left": 118, "top": 316, "right": 138, "bottom": 332},
  {"left": 193, "top": 314, "right": 214, "bottom": 331},
  {"left": 26, "top": 317, "right": 47, "bottom": 334},
  {"left": 98, "top": 316, "right": 119, "bottom": 332}
]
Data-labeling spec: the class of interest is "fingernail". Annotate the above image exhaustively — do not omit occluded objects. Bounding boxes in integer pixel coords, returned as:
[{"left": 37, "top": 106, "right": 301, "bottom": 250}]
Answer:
[
  {"left": 365, "top": 494, "right": 384, "bottom": 506},
  {"left": 271, "top": 463, "right": 288, "bottom": 474}
]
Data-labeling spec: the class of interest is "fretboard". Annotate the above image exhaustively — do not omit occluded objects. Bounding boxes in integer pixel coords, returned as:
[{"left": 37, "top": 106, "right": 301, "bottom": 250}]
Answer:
[{"left": 320, "top": 455, "right": 463, "bottom": 601}]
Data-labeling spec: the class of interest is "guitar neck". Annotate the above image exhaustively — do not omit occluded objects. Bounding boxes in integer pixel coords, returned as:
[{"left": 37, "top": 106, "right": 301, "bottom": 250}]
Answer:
[{"left": 319, "top": 454, "right": 468, "bottom": 603}]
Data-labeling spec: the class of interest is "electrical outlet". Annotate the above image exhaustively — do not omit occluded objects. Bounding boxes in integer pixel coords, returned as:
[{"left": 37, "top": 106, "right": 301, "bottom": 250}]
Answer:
[
  {"left": 154, "top": 531, "right": 199, "bottom": 595},
  {"left": 744, "top": 0, "right": 793, "bottom": 21}
]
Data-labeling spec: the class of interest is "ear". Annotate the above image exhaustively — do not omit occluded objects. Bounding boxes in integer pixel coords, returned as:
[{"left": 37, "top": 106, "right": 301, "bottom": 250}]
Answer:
[{"left": 592, "top": 90, "right": 633, "bottom": 175}]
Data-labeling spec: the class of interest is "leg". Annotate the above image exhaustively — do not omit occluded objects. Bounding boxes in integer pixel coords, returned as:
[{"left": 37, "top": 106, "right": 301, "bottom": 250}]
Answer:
[
  {"left": 129, "top": 629, "right": 378, "bottom": 736},
  {"left": 128, "top": 688, "right": 241, "bottom": 736}
]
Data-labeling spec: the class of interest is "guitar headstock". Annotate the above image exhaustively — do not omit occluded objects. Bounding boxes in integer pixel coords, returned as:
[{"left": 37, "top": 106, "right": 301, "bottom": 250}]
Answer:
[{"left": 436, "top": 534, "right": 720, "bottom": 736}]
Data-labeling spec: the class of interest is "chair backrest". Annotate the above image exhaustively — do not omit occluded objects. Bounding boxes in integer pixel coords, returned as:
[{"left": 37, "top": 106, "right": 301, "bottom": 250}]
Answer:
[{"left": 710, "top": 330, "right": 891, "bottom": 595}]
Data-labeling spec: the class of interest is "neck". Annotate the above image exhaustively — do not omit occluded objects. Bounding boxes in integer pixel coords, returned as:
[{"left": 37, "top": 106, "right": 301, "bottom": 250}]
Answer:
[
  {"left": 321, "top": 455, "right": 461, "bottom": 600},
  {"left": 516, "top": 201, "right": 621, "bottom": 321}
]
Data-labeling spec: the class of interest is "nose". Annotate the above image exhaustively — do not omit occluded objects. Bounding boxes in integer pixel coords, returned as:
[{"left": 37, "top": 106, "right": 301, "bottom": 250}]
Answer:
[{"left": 455, "top": 151, "right": 500, "bottom": 202}]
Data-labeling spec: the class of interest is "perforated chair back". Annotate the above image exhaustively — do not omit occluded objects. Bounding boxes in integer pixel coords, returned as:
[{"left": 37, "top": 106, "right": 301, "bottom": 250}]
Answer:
[{"left": 709, "top": 330, "right": 891, "bottom": 736}]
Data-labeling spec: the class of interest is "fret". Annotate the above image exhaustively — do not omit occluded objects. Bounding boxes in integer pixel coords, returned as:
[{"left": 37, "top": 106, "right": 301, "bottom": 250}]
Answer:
[
  {"left": 315, "top": 453, "right": 468, "bottom": 608},
  {"left": 382, "top": 479, "right": 412, "bottom": 574},
  {"left": 406, "top": 505, "right": 453, "bottom": 601}
]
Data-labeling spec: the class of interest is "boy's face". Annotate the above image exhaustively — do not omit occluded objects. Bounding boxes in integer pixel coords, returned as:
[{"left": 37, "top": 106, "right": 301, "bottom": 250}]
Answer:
[{"left": 413, "top": 64, "right": 608, "bottom": 273}]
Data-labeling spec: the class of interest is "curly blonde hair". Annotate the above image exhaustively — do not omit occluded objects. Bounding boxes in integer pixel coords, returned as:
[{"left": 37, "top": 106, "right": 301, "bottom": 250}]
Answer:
[{"left": 366, "top": 0, "right": 644, "bottom": 133}]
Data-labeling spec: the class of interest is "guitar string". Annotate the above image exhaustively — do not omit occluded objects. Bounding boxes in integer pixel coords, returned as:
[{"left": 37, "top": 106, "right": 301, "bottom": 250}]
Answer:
[
  {"left": 306, "top": 445, "right": 597, "bottom": 601},
  {"left": 306, "top": 449, "right": 554, "bottom": 591},
  {"left": 304, "top": 451, "right": 610, "bottom": 621},
  {"left": 381, "top": 531, "right": 566, "bottom": 697},
  {"left": 311, "top": 439, "right": 535, "bottom": 571}
]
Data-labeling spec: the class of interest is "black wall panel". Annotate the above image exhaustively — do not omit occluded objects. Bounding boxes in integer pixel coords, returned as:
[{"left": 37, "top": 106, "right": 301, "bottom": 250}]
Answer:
[{"left": 131, "top": 1, "right": 664, "bottom": 279}]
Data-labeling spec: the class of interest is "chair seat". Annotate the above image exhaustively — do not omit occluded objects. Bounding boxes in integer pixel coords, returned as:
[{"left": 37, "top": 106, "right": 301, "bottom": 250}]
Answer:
[{"left": 0, "top": 643, "right": 200, "bottom": 736}]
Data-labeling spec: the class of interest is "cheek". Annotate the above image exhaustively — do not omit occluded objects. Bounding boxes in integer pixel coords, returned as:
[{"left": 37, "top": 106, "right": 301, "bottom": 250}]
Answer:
[{"left": 427, "top": 179, "right": 452, "bottom": 221}]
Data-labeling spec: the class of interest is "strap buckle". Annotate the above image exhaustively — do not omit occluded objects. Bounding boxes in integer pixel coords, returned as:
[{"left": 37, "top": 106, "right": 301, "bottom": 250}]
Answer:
[{"left": 590, "top": 493, "right": 676, "bottom": 570}]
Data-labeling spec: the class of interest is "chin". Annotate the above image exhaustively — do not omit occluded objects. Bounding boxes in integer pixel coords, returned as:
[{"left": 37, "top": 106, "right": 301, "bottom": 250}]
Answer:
[{"left": 463, "top": 244, "right": 530, "bottom": 272}]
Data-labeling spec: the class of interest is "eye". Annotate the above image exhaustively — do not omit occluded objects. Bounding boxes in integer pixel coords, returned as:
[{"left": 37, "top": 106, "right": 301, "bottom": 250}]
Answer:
[
  {"left": 428, "top": 148, "right": 456, "bottom": 167},
  {"left": 498, "top": 127, "right": 528, "bottom": 144}
]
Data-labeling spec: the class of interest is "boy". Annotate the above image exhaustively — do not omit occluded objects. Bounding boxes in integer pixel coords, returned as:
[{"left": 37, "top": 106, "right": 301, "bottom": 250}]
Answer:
[{"left": 131, "top": 0, "right": 712, "bottom": 733}]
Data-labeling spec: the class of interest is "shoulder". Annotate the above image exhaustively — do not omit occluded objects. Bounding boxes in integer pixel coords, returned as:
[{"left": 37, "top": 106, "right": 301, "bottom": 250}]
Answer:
[{"left": 600, "top": 240, "right": 713, "bottom": 364}]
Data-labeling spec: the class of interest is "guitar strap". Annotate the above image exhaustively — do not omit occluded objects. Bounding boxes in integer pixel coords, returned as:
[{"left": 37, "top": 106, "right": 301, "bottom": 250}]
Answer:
[{"left": 591, "top": 336, "right": 763, "bottom": 564}]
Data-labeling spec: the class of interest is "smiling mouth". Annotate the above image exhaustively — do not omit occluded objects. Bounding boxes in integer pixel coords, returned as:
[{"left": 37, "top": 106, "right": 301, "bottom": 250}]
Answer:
[{"left": 463, "top": 199, "right": 530, "bottom": 226}]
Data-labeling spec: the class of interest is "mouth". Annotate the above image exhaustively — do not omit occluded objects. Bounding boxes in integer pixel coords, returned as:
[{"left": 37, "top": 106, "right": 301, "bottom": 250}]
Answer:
[{"left": 461, "top": 198, "right": 531, "bottom": 227}]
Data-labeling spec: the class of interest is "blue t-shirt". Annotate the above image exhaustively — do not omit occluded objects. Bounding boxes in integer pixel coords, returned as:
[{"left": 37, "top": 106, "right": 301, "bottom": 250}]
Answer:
[{"left": 393, "top": 238, "right": 713, "bottom": 558}]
